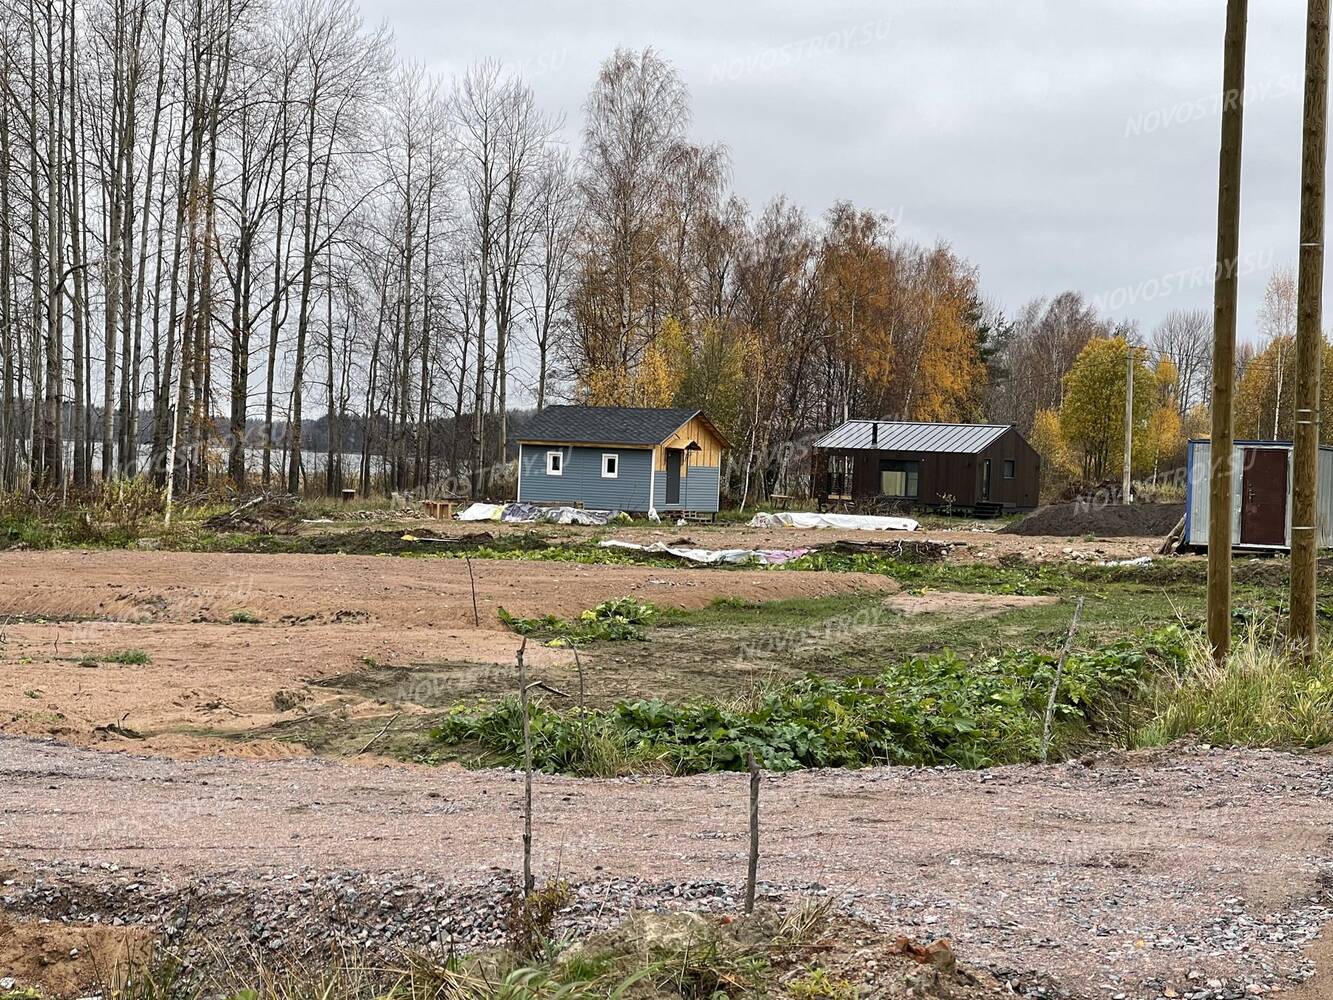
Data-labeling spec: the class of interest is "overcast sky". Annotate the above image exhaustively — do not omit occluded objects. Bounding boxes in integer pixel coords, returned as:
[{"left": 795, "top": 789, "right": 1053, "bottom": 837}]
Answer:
[{"left": 364, "top": 0, "right": 1310, "bottom": 342}]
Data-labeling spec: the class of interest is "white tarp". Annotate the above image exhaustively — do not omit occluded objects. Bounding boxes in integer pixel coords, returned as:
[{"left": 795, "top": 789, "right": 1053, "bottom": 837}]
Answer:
[
  {"left": 457, "top": 502, "right": 506, "bottom": 522},
  {"left": 457, "top": 502, "right": 620, "bottom": 525},
  {"left": 748, "top": 511, "right": 919, "bottom": 532},
  {"left": 599, "top": 539, "right": 813, "bottom": 566}
]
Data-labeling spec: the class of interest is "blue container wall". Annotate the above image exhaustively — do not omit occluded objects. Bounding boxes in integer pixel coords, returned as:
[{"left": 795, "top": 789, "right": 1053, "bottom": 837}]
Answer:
[
  {"left": 653, "top": 463, "right": 721, "bottom": 512},
  {"left": 518, "top": 444, "right": 653, "bottom": 511}
]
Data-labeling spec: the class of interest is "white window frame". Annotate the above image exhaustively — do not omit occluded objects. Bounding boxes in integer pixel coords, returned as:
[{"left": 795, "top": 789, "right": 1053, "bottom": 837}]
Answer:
[
  {"left": 546, "top": 450, "right": 564, "bottom": 476},
  {"left": 601, "top": 452, "right": 619, "bottom": 479}
]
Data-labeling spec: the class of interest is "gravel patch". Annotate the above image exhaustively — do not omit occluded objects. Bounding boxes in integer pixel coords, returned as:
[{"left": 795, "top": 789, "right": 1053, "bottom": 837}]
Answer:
[{"left": 2, "top": 738, "right": 1332, "bottom": 998}]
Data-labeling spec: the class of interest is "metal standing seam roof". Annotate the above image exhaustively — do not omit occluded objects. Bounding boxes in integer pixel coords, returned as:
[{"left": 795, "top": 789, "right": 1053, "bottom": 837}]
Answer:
[
  {"left": 814, "top": 420, "right": 1012, "bottom": 454},
  {"left": 515, "top": 406, "right": 705, "bottom": 447}
]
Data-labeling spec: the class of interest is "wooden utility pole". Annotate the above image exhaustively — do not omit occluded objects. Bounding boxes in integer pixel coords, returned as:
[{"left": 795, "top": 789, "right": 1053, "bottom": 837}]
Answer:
[
  {"left": 1291, "top": 0, "right": 1329, "bottom": 659},
  {"left": 1123, "top": 345, "right": 1135, "bottom": 504},
  {"left": 1208, "top": 0, "right": 1250, "bottom": 663}
]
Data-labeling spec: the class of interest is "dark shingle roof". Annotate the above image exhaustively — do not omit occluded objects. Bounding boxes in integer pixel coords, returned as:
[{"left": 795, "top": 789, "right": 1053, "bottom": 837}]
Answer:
[
  {"left": 815, "top": 420, "right": 1012, "bottom": 454},
  {"left": 516, "top": 406, "right": 703, "bottom": 447}
]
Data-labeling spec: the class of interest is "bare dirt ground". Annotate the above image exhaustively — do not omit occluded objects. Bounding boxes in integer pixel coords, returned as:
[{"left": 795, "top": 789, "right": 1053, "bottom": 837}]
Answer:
[
  {"left": 1, "top": 736, "right": 1330, "bottom": 999},
  {"left": 0, "top": 550, "right": 897, "bottom": 753},
  {"left": 0, "top": 913, "right": 151, "bottom": 997}
]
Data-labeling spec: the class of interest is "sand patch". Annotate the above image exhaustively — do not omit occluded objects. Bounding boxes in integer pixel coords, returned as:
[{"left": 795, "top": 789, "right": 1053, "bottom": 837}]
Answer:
[{"left": 884, "top": 591, "right": 1058, "bottom": 616}]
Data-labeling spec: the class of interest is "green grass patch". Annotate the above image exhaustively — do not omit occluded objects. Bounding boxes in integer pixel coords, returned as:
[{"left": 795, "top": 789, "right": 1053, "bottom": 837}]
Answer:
[
  {"left": 230, "top": 610, "right": 262, "bottom": 624},
  {"left": 103, "top": 648, "right": 151, "bottom": 665}
]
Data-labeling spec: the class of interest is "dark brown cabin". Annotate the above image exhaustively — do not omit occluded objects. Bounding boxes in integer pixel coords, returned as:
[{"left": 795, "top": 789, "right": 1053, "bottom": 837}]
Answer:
[{"left": 812, "top": 420, "right": 1041, "bottom": 515}]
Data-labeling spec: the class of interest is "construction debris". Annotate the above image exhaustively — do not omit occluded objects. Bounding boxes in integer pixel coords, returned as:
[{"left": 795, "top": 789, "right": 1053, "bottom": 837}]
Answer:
[
  {"left": 599, "top": 539, "right": 813, "bottom": 565},
  {"left": 203, "top": 493, "right": 303, "bottom": 534}
]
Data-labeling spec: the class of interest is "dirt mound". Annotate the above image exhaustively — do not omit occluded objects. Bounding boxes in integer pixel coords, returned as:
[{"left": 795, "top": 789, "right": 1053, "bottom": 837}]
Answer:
[
  {"left": 0, "top": 914, "right": 150, "bottom": 998},
  {"left": 1002, "top": 502, "right": 1184, "bottom": 538}
]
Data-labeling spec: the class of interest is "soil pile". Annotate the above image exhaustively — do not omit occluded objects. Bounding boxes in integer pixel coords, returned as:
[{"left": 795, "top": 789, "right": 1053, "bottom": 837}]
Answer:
[{"left": 1002, "top": 502, "right": 1184, "bottom": 538}]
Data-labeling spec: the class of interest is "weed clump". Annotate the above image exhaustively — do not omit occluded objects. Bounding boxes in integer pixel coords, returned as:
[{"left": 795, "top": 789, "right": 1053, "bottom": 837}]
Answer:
[
  {"left": 498, "top": 598, "right": 657, "bottom": 645},
  {"left": 433, "top": 629, "right": 1181, "bottom": 774},
  {"left": 104, "top": 648, "right": 151, "bottom": 665},
  {"left": 1135, "top": 618, "right": 1333, "bottom": 749}
]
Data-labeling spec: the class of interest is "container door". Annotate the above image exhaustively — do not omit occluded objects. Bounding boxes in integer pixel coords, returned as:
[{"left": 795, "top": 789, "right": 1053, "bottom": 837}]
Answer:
[{"left": 1240, "top": 447, "right": 1288, "bottom": 546}]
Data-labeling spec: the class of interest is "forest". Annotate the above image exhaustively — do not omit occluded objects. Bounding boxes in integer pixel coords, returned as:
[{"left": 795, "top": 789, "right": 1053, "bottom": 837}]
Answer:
[{"left": 0, "top": 0, "right": 1315, "bottom": 504}]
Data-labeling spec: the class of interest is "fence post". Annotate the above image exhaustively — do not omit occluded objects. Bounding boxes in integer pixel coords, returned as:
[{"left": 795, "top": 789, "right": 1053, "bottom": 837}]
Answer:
[{"left": 744, "top": 752, "right": 760, "bottom": 914}]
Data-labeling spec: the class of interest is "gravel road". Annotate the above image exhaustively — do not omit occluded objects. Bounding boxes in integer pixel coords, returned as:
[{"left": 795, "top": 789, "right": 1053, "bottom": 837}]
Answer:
[{"left": 2, "top": 737, "right": 1332, "bottom": 999}]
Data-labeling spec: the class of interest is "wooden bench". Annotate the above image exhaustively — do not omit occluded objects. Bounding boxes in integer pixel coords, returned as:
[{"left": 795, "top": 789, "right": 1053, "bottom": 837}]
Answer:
[
  {"left": 421, "top": 500, "right": 457, "bottom": 519},
  {"left": 769, "top": 493, "right": 793, "bottom": 510}
]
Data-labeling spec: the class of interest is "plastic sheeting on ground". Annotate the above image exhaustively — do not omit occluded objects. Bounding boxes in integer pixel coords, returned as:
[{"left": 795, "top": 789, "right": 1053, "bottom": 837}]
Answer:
[
  {"left": 455, "top": 501, "right": 621, "bottom": 526},
  {"left": 457, "top": 502, "right": 506, "bottom": 522},
  {"left": 748, "top": 511, "right": 920, "bottom": 532},
  {"left": 599, "top": 539, "right": 813, "bottom": 566}
]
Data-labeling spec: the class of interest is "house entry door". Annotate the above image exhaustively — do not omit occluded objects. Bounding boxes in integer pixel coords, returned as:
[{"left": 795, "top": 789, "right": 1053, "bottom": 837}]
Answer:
[{"left": 666, "top": 449, "right": 682, "bottom": 505}]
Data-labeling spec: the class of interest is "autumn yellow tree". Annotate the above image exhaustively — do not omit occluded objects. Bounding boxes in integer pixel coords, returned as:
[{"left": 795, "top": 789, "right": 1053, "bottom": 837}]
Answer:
[
  {"left": 1030, "top": 408, "right": 1078, "bottom": 480},
  {"left": 1058, "top": 337, "right": 1160, "bottom": 481},
  {"left": 1234, "top": 335, "right": 1333, "bottom": 443}
]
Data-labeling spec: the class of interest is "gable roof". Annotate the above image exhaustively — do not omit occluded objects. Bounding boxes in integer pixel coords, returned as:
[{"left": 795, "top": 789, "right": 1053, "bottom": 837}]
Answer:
[
  {"left": 517, "top": 406, "right": 720, "bottom": 447},
  {"left": 815, "top": 420, "right": 1012, "bottom": 454}
]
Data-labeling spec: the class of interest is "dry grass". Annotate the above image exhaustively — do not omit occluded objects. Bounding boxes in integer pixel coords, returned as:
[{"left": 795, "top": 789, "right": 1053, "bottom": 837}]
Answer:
[{"left": 1135, "top": 619, "right": 1333, "bottom": 750}]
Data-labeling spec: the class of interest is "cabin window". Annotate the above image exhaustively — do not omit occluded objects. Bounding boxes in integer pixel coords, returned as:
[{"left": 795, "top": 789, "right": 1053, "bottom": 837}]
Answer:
[
  {"left": 1003, "top": 459, "right": 1015, "bottom": 480},
  {"left": 546, "top": 451, "right": 563, "bottom": 476},
  {"left": 880, "top": 460, "right": 919, "bottom": 499},
  {"left": 602, "top": 453, "right": 619, "bottom": 478}
]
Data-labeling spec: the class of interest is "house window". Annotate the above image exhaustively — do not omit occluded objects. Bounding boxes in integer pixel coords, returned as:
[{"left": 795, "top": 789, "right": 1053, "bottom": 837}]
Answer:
[
  {"left": 602, "top": 453, "right": 619, "bottom": 478},
  {"left": 546, "top": 451, "right": 563, "bottom": 476},
  {"left": 826, "top": 455, "right": 854, "bottom": 498},
  {"left": 879, "top": 460, "right": 919, "bottom": 499},
  {"left": 1003, "top": 459, "right": 1015, "bottom": 480}
]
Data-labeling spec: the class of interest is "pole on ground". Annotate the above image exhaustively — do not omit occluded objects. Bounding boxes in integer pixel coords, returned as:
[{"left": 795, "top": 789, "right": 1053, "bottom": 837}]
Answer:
[
  {"left": 1291, "top": 0, "right": 1329, "bottom": 660},
  {"left": 744, "top": 751, "right": 760, "bottom": 914},
  {"left": 1123, "top": 345, "right": 1135, "bottom": 504},
  {"left": 517, "top": 638, "right": 534, "bottom": 897},
  {"left": 1041, "top": 597, "right": 1085, "bottom": 764},
  {"left": 1208, "top": 0, "right": 1250, "bottom": 664}
]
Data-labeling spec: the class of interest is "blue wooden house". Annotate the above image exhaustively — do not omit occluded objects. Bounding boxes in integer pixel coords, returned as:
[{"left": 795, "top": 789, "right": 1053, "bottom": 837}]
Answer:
[{"left": 516, "top": 406, "right": 728, "bottom": 514}]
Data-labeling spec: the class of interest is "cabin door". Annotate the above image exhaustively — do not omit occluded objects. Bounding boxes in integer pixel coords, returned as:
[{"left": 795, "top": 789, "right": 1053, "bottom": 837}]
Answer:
[
  {"left": 1240, "top": 447, "right": 1288, "bottom": 546},
  {"left": 665, "top": 449, "right": 683, "bottom": 505}
]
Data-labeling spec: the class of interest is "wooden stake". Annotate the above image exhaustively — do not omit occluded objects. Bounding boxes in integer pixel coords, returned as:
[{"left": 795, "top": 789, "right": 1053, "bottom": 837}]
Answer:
[
  {"left": 744, "top": 751, "right": 760, "bottom": 914},
  {"left": 517, "top": 638, "right": 534, "bottom": 897},
  {"left": 465, "top": 555, "right": 480, "bottom": 628},
  {"left": 571, "top": 641, "right": 586, "bottom": 711},
  {"left": 1291, "top": 0, "right": 1329, "bottom": 660},
  {"left": 1209, "top": 0, "right": 1250, "bottom": 664},
  {"left": 1041, "top": 597, "right": 1084, "bottom": 763}
]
